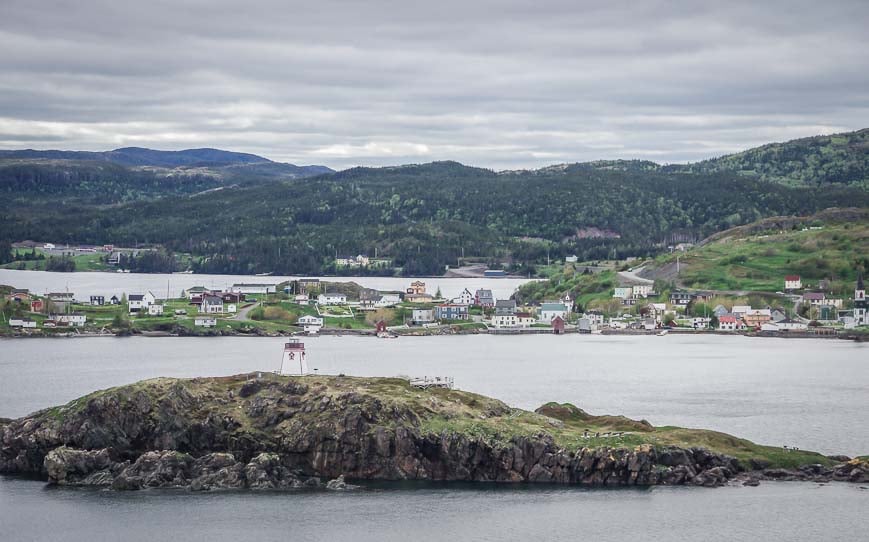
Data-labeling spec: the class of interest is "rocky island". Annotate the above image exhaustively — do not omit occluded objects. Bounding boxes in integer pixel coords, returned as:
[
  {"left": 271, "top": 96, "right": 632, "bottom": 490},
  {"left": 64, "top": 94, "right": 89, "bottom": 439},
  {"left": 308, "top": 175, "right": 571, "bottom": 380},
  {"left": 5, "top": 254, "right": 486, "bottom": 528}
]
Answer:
[{"left": 1, "top": 374, "right": 866, "bottom": 491}]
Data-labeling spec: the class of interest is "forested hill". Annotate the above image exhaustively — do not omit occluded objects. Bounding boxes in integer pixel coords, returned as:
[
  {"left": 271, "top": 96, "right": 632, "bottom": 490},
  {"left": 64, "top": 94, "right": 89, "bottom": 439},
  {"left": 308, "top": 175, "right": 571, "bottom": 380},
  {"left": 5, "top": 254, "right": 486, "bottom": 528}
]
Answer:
[
  {"left": 0, "top": 147, "right": 334, "bottom": 204},
  {"left": 664, "top": 128, "right": 869, "bottom": 188},
  {"left": 3, "top": 161, "right": 866, "bottom": 275}
]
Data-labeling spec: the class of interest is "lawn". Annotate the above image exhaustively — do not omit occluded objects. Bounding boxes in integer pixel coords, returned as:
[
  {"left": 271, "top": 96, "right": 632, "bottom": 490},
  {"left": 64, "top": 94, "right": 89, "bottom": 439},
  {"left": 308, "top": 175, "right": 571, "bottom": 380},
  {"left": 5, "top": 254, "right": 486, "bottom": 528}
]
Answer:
[{"left": 655, "top": 223, "right": 868, "bottom": 293}]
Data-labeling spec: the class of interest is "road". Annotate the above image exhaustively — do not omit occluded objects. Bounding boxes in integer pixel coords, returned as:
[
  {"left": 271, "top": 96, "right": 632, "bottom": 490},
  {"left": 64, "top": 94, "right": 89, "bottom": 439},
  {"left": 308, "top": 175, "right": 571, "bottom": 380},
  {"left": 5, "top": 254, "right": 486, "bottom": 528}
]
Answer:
[
  {"left": 233, "top": 302, "right": 259, "bottom": 321},
  {"left": 617, "top": 268, "right": 654, "bottom": 284}
]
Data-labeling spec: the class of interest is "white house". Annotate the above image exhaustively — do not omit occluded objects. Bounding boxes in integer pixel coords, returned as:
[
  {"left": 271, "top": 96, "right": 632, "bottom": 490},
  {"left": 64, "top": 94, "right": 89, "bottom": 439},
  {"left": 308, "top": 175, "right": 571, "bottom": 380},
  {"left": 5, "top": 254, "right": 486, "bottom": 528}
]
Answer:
[
  {"left": 128, "top": 291, "right": 156, "bottom": 313},
  {"left": 412, "top": 309, "right": 434, "bottom": 324},
  {"left": 453, "top": 288, "right": 474, "bottom": 306},
  {"left": 297, "top": 315, "right": 324, "bottom": 334},
  {"left": 565, "top": 255, "right": 578, "bottom": 263},
  {"left": 378, "top": 293, "right": 402, "bottom": 307},
  {"left": 148, "top": 304, "right": 164, "bottom": 316},
  {"left": 58, "top": 313, "right": 86, "bottom": 327},
  {"left": 584, "top": 311, "right": 605, "bottom": 326},
  {"left": 538, "top": 302, "right": 568, "bottom": 324},
  {"left": 194, "top": 317, "right": 217, "bottom": 328},
  {"left": 9, "top": 318, "right": 37, "bottom": 328},
  {"left": 632, "top": 284, "right": 653, "bottom": 298},
  {"left": 183, "top": 286, "right": 210, "bottom": 299},
  {"left": 784, "top": 275, "right": 802, "bottom": 290},
  {"left": 777, "top": 318, "right": 808, "bottom": 331},
  {"left": 230, "top": 283, "right": 276, "bottom": 295},
  {"left": 199, "top": 295, "right": 224, "bottom": 314},
  {"left": 731, "top": 305, "right": 752, "bottom": 317},
  {"left": 760, "top": 322, "right": 780, "bottom": 332},
  {"left": 613, "top": 287, "right": 632, "bottom": 299},
  {"left": 226, "top": 304, "right": 237, "bottom": 313},
  {"left": 692, "top": 317, "right": 711, "bottom": 329},
  {"left": 318, "top": 292, "right": 347, "bottom": 305},
  {"left": 294, "top": 294, "right": 310, "bottom": 305},
  {"left": 492, "top": 314, "right": 519, "bottom": 328}
]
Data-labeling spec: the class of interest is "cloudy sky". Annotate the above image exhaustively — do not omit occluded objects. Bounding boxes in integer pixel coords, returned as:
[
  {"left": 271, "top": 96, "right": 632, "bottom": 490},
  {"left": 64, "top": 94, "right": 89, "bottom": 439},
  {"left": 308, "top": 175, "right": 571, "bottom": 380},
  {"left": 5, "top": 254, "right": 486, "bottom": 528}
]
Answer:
[{"left": 1, "top": 0, "right": 868, "bottom": 170}]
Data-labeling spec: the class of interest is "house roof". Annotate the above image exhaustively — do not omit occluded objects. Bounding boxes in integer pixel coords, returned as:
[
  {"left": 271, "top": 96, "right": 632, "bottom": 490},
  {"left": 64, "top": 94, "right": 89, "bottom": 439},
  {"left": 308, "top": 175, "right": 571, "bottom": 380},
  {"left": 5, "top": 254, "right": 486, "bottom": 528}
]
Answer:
[
  {"left": 719, "top": 315, "right": 738, "bottom": 323},
  {"left": 202, "top": 295, "right": 223, "bottom": 304},
  {"left": 785, "top": 275, "right": 801, "bottom": 281},
  {"left": 128, "top": 294, "right": 144, "bottom": 301},
  {"left": 540, "top": 303, "right": 567, "bottom": 311},
  {"left": 803, "top": 292, "right": 825, "bottom": 300},
  {"left": 322, "top": 292, "right": 346, "bottom": 297},
  {"left": 778, "top": 317, "right": 802, "bottom": 324}
]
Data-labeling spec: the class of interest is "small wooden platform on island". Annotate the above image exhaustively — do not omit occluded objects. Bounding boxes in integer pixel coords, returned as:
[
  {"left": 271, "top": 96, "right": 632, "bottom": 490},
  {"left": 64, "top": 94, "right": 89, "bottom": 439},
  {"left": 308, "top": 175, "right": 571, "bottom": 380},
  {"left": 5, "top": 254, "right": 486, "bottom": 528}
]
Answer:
[{"left": 408, "top": 376, "right": 454, "bottom": 389}]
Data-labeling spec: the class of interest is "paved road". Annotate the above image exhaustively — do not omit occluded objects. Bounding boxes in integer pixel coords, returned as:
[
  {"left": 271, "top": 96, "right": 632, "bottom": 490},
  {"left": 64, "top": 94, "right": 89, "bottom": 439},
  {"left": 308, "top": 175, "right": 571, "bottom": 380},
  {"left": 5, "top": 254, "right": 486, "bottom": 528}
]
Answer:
[
  {"left": 233, "top": 302, "right": 259, "bottom": 321},
  {"left": 617, "top": 268, "right": 654, "bottom": 284}
]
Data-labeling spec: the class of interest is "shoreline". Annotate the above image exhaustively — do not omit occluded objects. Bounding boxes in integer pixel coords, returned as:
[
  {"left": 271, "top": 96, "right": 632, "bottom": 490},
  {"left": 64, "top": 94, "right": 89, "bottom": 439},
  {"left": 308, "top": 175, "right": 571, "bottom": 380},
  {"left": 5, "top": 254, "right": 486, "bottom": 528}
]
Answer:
[
  {"left": 1, "top": 327, "right": 863, "bottom": 341},
  {"left": 2, "top": 374, "right": 866, "bottom": 491}
]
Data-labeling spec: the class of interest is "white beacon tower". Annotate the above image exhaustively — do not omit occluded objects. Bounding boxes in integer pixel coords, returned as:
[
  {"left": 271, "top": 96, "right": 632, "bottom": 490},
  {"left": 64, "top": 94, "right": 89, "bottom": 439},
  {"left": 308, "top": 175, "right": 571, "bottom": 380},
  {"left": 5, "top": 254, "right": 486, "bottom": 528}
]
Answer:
[{"left": 279, "top": 339, "right": 308, "bottom": 375}]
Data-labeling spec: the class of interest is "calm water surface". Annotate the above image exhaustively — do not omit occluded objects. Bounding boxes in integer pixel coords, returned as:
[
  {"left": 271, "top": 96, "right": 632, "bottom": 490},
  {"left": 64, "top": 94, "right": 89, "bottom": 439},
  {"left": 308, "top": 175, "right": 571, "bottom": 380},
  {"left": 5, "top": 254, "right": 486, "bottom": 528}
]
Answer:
[{"left": 0, "top": 476, "right": 866, "bottom": 542}]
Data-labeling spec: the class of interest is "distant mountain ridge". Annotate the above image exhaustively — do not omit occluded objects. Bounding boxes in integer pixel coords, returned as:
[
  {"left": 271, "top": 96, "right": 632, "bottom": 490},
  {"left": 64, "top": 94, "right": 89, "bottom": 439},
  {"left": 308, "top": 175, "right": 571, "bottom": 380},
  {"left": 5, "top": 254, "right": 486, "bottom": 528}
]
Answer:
[{"left": 0, "top": 146, "right": 333, "bottom": 172}]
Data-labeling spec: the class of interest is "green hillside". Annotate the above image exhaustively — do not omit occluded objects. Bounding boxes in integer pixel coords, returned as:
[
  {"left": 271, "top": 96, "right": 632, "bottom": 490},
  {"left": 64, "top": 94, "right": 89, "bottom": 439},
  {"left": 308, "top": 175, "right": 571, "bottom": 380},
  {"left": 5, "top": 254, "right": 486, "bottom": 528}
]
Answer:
[
  {"left": 648, "top": 208, "right": 869, "bottom": 293},
  {"left": 668, "top": 128, "right": 869, "bottom": 188}
]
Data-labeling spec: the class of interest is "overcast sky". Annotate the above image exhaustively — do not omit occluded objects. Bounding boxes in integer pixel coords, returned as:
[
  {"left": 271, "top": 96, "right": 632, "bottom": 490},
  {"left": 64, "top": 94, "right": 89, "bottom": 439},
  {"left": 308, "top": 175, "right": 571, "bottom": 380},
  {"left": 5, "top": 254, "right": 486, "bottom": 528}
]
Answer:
[{"left": 1, "top": 0, "right": 867, "bottom": 170}]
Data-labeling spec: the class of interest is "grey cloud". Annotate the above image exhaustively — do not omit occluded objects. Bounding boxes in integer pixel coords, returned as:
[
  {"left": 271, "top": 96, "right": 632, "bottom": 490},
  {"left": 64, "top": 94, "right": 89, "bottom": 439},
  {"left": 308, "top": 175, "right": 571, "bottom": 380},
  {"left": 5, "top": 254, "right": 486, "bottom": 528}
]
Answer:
[{"left": 0, "top": 0, "right": 867, "bottom": 169}]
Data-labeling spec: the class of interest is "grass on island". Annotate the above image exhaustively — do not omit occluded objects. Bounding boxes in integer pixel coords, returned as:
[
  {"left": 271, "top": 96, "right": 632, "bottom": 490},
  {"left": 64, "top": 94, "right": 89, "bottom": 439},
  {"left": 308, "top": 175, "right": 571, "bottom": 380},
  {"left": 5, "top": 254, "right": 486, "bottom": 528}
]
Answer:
[{"left": 35, "top": 375, "right": 839, "bottom": 472}]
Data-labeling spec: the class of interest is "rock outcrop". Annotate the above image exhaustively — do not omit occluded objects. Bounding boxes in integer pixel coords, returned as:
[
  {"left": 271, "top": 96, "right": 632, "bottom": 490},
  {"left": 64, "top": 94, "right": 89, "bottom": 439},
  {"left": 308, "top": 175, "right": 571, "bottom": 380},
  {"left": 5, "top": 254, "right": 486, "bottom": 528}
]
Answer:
[{"left": 1, "top": 374, "right": 862, "bottom": 491}]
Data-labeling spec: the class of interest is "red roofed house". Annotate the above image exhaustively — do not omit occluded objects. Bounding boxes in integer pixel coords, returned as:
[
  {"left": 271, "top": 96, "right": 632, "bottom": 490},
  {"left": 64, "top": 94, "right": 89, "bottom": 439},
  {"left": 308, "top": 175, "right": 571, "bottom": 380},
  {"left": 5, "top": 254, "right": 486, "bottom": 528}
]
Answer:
[
  {"left": 784, "top": 275, "right": 801, "bottom": 290},
  {"left": 30, "top": 299, "right": 44, "bottom": 313},
  {"left": 717, "top": 315, "right": 743, "bottom": 331}
]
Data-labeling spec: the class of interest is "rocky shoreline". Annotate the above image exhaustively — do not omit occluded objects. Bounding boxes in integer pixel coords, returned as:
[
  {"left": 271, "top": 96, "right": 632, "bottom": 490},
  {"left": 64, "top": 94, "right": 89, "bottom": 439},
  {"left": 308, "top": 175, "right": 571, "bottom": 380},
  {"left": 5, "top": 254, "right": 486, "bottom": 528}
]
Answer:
[{"left": 1, "top": 374, "right": 866, "bottom": 491}]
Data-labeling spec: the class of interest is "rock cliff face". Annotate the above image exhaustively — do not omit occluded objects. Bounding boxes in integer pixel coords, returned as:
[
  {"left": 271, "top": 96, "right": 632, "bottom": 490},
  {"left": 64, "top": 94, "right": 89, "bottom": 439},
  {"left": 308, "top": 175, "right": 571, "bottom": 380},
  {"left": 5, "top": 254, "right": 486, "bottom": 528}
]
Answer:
[{"left": 1, "top": 375, "right": 864, "bottom": 490}]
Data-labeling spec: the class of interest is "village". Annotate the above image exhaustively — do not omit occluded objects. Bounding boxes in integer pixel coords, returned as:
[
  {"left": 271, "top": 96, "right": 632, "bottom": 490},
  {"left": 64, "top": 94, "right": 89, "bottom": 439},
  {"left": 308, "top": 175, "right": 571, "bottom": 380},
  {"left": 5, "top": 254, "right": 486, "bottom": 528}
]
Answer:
[{"left": 1, "top": 270, "right": 867, "bottom": 338}]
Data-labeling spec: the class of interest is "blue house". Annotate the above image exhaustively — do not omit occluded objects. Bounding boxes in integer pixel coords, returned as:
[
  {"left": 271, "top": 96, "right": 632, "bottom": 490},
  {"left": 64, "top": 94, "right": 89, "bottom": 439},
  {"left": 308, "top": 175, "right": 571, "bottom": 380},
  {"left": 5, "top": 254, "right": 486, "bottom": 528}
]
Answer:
[{"left": 435, "top": 304, "right": 469, "bottom": 321}]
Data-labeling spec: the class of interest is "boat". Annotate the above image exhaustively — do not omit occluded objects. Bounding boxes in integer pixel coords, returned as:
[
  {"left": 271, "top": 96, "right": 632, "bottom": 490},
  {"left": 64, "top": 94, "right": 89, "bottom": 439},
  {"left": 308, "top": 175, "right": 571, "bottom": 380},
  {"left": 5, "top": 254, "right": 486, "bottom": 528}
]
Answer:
[
  {"left": 255, "top": 272, "right": 273, "bottom": 276},
  {"left": 377, "top": 331, "right": 398, "bottom": 339},
  {"left": 591, "top": 329, "right": 602, "bottom": 335},
  {"left": 657, "top": 330, "right": 669, "bottom": 336},
  {"left": 172, "top": 270, "right": 194, "bottom": 274}
]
